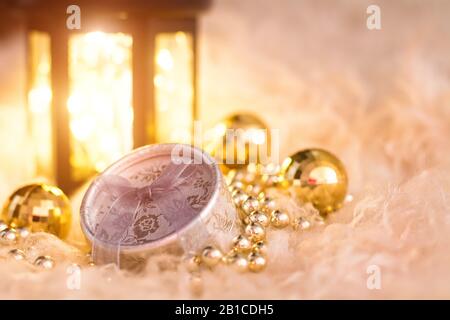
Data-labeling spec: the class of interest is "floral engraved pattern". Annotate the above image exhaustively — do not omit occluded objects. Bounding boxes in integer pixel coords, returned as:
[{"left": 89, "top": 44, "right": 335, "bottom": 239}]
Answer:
[
  {"left": 129, "top": 164, "right": 166, "bottom": 184},
  {"left": 133, "top": 214, "right": 160, "bottom": 239},
  {"left": 91, "top": 161, "right": 225, "bottom": 247},
  {"left": 211, "top": 211, "right": 235, "bottom": 233},
  {"left": 188, "top": 177, "right": 213, "bottom": 209}
]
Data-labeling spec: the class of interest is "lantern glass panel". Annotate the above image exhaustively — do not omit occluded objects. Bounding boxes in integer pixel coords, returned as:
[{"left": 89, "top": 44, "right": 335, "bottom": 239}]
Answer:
[
  {"left": 154, "top": 32, "right": 194, "bottom": 143},
  {"left": 68, "top": 32, "right": 134, "bottom": 181},
  {"left": 28, "top": 31, "right": 53, "bottom": 180}
]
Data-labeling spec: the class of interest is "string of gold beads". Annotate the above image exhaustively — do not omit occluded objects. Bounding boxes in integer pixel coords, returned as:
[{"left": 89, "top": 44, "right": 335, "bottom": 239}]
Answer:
[
  {"left": 0, "top": 219, "right": 58, "bottom": 269},
  {"left": 0, "top": 225, "right": 30, "bottom": 245},
  {"left": 187, "top": 166, "right": 299, "bottom": 274}
]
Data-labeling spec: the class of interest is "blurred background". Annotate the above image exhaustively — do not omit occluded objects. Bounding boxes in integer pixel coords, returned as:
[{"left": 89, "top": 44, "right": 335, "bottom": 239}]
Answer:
[{"left": 1, "top": 0, "right": 450, "bottom": 201}]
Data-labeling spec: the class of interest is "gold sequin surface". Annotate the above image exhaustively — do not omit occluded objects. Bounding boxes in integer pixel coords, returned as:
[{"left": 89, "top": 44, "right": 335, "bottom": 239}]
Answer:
[{"left": 1, "top": 183, "right": 72, "bottom": 239}]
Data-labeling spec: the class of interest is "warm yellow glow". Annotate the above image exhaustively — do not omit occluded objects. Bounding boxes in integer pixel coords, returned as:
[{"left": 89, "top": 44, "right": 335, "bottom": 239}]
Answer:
[
  {"left": 68, "top": 31, "right": 133, "bottom": 181},
  {"left": 28, "top": 86, "right": 52, "bottom": 114},
  {"left": 28, "top": 31, "right": 53, "bottom": 180},
  {"left": 214, "top": 123, "right": 227, "bottom": 137},
  {"left": 156, "top": 49, "right": 174, "bottom": 71},
  {"left": 154, "top": 32, "right": 194, "bottom": 143},
  {"left": 246, "top": 129, "right": 266, "bottom": 145},
  {"left": 309, "top": 166, "right": 339, "bottom": 184}
]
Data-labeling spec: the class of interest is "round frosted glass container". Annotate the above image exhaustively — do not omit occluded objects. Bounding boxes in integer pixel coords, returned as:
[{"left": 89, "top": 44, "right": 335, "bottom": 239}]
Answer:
[{"left": 80, "top": 144, "right": 238, "bottom": 267}]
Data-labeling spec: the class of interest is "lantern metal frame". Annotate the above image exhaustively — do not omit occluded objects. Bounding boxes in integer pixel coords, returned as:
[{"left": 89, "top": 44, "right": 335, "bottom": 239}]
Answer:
[{"left": 7, "top": 0, "right": 210, "bottom": 193}]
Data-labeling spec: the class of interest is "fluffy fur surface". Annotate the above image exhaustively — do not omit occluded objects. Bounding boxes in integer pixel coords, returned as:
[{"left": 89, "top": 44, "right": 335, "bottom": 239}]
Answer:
[{"left": 1, "top": 0, "right": 450, "bottom": 299}]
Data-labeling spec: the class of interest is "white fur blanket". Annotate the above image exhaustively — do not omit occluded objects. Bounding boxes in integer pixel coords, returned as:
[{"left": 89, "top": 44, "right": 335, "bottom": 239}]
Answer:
[{"left": 1, "top": 0, "right": 450, "bottom": 299}]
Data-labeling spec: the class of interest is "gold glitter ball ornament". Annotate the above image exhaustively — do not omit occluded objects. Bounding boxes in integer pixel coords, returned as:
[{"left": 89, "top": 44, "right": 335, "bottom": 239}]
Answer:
[
  {"left": 208, "top": 114, "right": 270, "bottom": 171},
  {"left": 280, "top": 149, "right": 348, "bottom": 215},
  {"left": 1, "top": 183, "right": 72, "bottom": 239}
]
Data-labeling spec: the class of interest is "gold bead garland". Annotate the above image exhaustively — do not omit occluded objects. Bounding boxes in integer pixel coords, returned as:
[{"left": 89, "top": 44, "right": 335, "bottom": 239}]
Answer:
[
  {"left": 232, "top": 235, "right": 252, "bottom": 252},
  {"left": 246, "top": 211, "right": 270, "bottom": 227},
  {"left": 0, "top": 228, "right": 18, "bottom": 245},
  {"left": 187, "top": 163, "right": 329, "bottom": 275},
  {"left": 34, "top": 255, "right": 55, "bottom": 269},
  {"left": 0, "top": 222, "right": 55, "bottom": 269},
  {"left": 201, "top": 246, "right": 223, "bottom": 268},
  {"left": 8, "top": 248, "right": 26, "bottom": 261},
  {"left": 0, "top": 221, "right": 61, "bottom": 270},
  {"left": 248, "top": 252, "right": 266, "bottom": 272},
  {"left": 232, "top": 255, "right": 249, "bottom": 273},
  {"left": 270, "top": 210, "right": 290, "bottom": 228}
]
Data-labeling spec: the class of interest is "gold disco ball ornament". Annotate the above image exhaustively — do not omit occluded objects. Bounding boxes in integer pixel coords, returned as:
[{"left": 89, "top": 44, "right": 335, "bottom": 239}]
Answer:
[
  {"left": 208, "top": 114, "right": 269, "bottom": 171},
  {"left": 280, "top": 149, "right": 348, "bottom": 215},
  {"left": 1, "top": 183, "right": 72, "bottom": 239}
]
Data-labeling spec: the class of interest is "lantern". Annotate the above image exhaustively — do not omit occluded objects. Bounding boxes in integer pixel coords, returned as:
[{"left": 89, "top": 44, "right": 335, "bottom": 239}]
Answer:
[{"left": 9, "top": 0, "right": 210, "bottom": 193}]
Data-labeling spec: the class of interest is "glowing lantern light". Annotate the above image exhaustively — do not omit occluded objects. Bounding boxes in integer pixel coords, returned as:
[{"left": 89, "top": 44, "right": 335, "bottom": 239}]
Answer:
[{"left": 10, "top": 0, "right": 211, "bottom": 193}]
